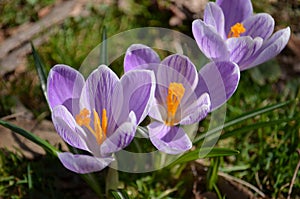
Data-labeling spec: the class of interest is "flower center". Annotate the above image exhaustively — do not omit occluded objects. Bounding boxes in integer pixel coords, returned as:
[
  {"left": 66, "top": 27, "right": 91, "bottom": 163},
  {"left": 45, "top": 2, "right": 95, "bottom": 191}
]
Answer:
[
  {"left": 76, "top": 108, "right": 108, "bottom": 145},
  {"left": 166, "top": 82, "right": 185, "bottom": 126},
  {"left": 228, "top": 23, "right": 246, "bottom": 38}
]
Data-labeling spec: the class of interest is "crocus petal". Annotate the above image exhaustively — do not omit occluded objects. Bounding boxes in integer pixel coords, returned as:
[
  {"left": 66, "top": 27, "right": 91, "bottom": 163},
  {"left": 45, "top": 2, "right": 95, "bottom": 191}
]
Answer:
[
  {"left": 47, "top": 64, "right": 85, "bottom": 114},
  {"left": 148, "top": 122, "right": 192, "bottom": 154},
  {"left": 196, "top": 61, "right": 240, "bottom": 111},
  {"left": 58, "top": 152, "right": 114, "bottom": 174},
  {"left": 204, "top": 2, "right": 226, "bottom": 39},
  {"left": 100, "top": 112, "right": 137, "bottom": 156},
  {"left": 80, "top": 65, "right": 120, "bottom": 133},
  {"left": 160, "top": 54, "right": 198, "bottom": 89},
  {"left": 242, "top": 13, "right": 274, "bottom": 40},
  {"left": 180, "top": 93, "right": 211, "bottom": 125},
  {"left": 243, "top": 27, "right": 291, "bottom": 70},
  {"left": 192, "top": 20, "right": 230, "bottom": 62},
  {"left": 217, "top": 0, "right": 253, "bottom": 35},
  {"left": 226, "top": 36, "right": 263, "bottom": 64},
  {"left": 119, "top": 69, "right": 155, "bottom": 124},
  {"left": 124, "top": 44, "right": 161, "bottom": 72},
  {"left": 52, "top": 105, "right": 90, "bottom": 152}
]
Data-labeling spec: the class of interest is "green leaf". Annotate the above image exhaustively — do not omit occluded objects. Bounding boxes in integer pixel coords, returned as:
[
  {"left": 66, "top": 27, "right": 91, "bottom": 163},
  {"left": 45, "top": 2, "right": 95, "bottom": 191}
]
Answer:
[
  {"left": 220, "top": 117, "right": 299, "bottom": 140},
  {"left": 168, "top": 148, "right": 239, "bottom": 167},
  {"left": 194, "top": 100, "right": 293, "bottom": 143},
  {"left": 99, "top": 26, "right": 108, "bottom": 66},
  {"left": 109, "top": 189, "right": 130, "bottom": 199},
  {"left": 0, "top": 120, "right": 58, "bottom": 157},
  {"left": 31, "top": 42, "right": 48, "bottom": 102}
]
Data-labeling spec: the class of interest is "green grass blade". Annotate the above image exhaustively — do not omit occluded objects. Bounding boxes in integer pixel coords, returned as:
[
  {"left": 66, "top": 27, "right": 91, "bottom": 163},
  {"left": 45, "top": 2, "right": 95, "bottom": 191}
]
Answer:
[
  {"left": 0, "top": 120, "right": 58, "bottom": 157},
  {"left": 109, "top": 189, "right": 130, "bottom": 199},
  {"left": 31, "top": 42, "right": 48, "bottom": 102},
  {"left": 220, "top": 116, "right": 299, "bottom": 140},
  {"left": 194, "top": 100, "right": 293, "bottom": 143},
  {"left": 168, "top": 148, "right": 239, "bottom": 167},
  {"left": 99, "top": 26, "right": 108, "bottom": 66}
]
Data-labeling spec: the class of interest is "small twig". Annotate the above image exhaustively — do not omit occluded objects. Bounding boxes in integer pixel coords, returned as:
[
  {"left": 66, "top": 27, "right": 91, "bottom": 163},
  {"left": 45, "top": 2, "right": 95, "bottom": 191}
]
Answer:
[
  {"left": 287, "top": 149, "right": 300, "bottom": 199},
  {"left": 218, "top": 172, "right": 266, "bottom": 198}
]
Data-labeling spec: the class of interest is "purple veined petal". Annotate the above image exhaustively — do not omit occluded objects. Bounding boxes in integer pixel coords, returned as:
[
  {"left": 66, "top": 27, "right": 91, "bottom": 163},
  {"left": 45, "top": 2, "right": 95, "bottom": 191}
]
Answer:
[
  {"left": 217, "top": 0, "right": 253, "bottom": 35},
  {"left": 124, "top": 44, "right": 161, "bottom": 72},
  {"left": 204, "top": 2, "right": 226, "bottom": 39},
  {"left": 58, "top": 152, "right": 114, "bottom": 174},
  {"left": 47, "top": 64, "right": 85, "bottom": 114},
  {"left": 148, "top": 122, "right": 192, "bottom": 155},
  {"left": 119, "top": 69, "right": 156, "bottom": 124},
  {"left": 196, "top": 61, "right": 240, "bottom": 111},
  {"left": 180, "top": 93, "right": 211, "bottom": 125},
  {"left": 242, "top": 13, "right": 275, "bottom": 40},
  {"left": 243, "top": 27, "right": 291, "bottom": 70},
  {"left": 192, "top": 20, "right": 230, "bottom": 62},
  {"left": 80, "top": 65, "right": 120, "bottom": 134},
  {"left": 226, "top": 36, "right": 263, "bottom": 65},
  {"left": 160, "top": 54, "right": 199, "bottom": 89},
  {"left": 100, "top": 112, "right": 137, "bottom": 156},
  {"left": 52, "top": 105, "right": 91, "bottom": 152}
]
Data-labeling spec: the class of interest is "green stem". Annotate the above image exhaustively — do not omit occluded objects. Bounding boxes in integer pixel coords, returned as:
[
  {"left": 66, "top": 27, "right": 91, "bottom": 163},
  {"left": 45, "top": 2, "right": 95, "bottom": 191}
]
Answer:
[{"left": 106, "top": 160, "right": 119, "bottom": 198}]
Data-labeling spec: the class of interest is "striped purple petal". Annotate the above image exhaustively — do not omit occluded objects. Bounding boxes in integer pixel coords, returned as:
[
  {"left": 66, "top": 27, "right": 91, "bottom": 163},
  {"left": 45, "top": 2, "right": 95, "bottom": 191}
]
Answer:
[
  {"left": 192, "top": 19, "right": 230, "bottom": 62},
  {"left": 58, "top": 152, "right": 114, "bottom": 174},
  {"left": 242, "top": 13, "right": 274, "bottom": 40},
  {"left": 119, "top": 69, "right": 155, "bottom": 124},
  {"left": 148, "top": 122, "right": 192, "bottom": 154},
  {"left": 243, "top": 27, "right": 291, "bottom": 70},
  {"left": 47, "top": 64, "right": 84, "bottom": 114},
  {"left": 204, "top": 2, "right": 226, "bottom": 39},
  {"left": 217, "top": 0, "right": 253, "bottom": 35},
  {"left": 100, "top": 112, "right": 137, "bottom": 156},
  {"left": 52, "top": 105, "right": 90, "bottom": 152},
  {"left": 124, "top": 44, "right": 161, "bottom": 72},
  {"left": 80, "top": 65, "right": 120, "bottom": 134},
  {"left": 196, "top": 61, "right": 240, "bottom": 111}
]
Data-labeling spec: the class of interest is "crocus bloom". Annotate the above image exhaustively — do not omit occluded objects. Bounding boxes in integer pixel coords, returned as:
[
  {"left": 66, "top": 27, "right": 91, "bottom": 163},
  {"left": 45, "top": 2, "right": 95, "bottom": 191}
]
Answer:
[
  {"left": 47, "top": 64, "right": 155, "bottom": 173},
  {"left": 124, "top": 44, "right": 240, "bottom": 154},
  {"left": 192, "top": 0, "right": 291, "bottom": 71}
]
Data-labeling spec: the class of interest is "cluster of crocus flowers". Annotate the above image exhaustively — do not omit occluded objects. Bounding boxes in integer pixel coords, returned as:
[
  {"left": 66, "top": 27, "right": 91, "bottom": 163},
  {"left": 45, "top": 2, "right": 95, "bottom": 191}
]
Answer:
[
  {"left": 47, "top": 64, "right": 155, "bottom": 173},
  {"left": 192, "top": 0, "right": 290, "bottom": 70},
  {"left": 47, "top": 0, "right": 290, "bottom": 173},
  {"left": 124, "top": 44, "right": 240, "bottom": 154}
]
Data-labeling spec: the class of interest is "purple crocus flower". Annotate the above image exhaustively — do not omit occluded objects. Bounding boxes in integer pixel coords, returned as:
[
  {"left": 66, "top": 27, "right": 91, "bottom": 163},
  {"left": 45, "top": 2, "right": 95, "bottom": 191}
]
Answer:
[
  {"left": 124, "top": 44, "right": 240, "bottom": 154},
  {"left": 192, "top": 0, "right": 291, "bottom": 71},
  {"left": 47, "top": 64, "right": 155, "bottom": 173}
]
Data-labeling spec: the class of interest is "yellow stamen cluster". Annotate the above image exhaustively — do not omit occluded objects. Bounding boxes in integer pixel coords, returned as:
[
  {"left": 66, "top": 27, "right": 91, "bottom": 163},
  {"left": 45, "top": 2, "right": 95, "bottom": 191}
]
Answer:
[
  {"left": 76, "top": 108, "right": 108, "bottom": 145},
  {"left": 228, "top": 23, "right": 246, "bottom": 38},
  {"left": 166, "top": 82, "right": 185, "bottom": 126}
]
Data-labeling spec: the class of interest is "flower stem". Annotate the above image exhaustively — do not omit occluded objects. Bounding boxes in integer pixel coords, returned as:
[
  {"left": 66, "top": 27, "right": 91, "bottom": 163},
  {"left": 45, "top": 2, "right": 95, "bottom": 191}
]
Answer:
[{"left": 106, "top": 160, "right": 119, "bottom": 198}]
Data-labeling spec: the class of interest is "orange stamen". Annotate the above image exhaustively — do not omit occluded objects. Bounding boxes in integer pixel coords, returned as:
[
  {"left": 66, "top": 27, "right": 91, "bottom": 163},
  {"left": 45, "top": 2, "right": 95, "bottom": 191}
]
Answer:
[
  {"left": 76, "top": 108, "right": 108, "bottom": 145},
  {"left": 228, "top": 23, "right": 246, "bottom": 38},
  {"left": 166, "top": 82, "right": 185, "bottom": 126}
]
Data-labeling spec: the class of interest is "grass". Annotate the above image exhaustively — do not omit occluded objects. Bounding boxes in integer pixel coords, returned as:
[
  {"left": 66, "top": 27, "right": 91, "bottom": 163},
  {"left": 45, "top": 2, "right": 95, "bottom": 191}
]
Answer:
[{"left": 0, "top": 0, "right": 299, "bottom": 198}]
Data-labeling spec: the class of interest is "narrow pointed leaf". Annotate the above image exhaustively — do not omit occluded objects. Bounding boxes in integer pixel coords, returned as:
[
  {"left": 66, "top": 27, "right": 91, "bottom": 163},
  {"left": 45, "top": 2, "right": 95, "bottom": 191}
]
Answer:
[
  {"left": 31, "top": 42, "right": 48, "bottom": 102},
  {"left": 168, "top": 148, "right": 239, "bottom": 167},
  {"left": 109, "top": 189, "right": 130, "bottom": 199},
  {"left": 220, "top": 116, "right": 299, "bottom": 140},
  {"left": 0, "top": 120, "right": 58, "bottom": 156},
  {"left": 194, "top": 100, "right": 293, "bottom": 143},
  {"left": 99, "top": 26, "right": 108, "bottom": 66}
]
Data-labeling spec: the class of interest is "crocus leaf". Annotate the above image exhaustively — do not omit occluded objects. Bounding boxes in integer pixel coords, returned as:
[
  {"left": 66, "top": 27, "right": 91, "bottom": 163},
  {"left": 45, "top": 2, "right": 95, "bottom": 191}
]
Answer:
[
  {"left": 220, "top": 116, "right": 299, "bottom": 140},
  {"left": 31, "top": 42, "right": 48, "bottom": 102},
  {"left": 0, "top": 120, "right": 58, "bottom": 157},
  {"left": 168, "top": 148, "right": 239, "bottom": 167},
  {"left": 109, "top": 189, "right": 130, "bottom": 199},
  {"left": 194, "top": 100, "right": 293, "bottom": 143},
  {"left": 99, "top": 26, "right": 108, "bottom": 66}
]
